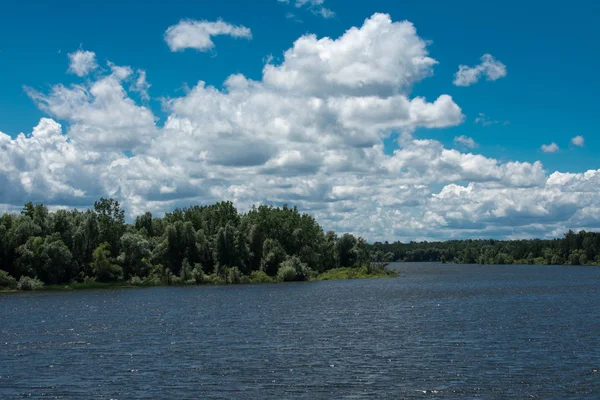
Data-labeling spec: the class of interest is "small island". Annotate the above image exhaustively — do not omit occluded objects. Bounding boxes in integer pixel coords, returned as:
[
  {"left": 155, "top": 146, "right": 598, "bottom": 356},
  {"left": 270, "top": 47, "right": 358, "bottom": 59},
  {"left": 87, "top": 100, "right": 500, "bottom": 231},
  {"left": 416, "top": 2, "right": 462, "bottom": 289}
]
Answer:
[{"left": 0, "top": 198, "right": 396, "bottom": 292}]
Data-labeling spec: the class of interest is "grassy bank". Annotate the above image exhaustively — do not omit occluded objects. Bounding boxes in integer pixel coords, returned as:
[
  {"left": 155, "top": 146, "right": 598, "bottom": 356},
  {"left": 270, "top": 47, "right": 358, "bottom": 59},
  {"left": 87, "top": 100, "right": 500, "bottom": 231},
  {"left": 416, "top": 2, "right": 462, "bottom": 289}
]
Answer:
[{"left": 0, "top": 266, "right": 398, "bottom": 293}]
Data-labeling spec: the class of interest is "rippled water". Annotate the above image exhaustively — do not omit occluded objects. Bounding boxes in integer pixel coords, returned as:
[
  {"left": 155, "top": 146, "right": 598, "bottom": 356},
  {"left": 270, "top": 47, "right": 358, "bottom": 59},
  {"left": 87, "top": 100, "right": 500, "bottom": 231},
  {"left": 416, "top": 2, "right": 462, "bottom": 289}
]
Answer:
[{"left": 1, "top": 263, "right": 600, "bottom": 399}]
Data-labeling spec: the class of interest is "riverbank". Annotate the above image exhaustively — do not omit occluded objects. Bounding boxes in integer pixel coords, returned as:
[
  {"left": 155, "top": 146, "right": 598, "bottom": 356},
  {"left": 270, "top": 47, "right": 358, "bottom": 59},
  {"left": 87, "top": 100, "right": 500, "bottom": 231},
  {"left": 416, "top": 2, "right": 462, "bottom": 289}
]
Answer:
[{"left": 0, "top": 266, "right": 398, "bottom": 293}]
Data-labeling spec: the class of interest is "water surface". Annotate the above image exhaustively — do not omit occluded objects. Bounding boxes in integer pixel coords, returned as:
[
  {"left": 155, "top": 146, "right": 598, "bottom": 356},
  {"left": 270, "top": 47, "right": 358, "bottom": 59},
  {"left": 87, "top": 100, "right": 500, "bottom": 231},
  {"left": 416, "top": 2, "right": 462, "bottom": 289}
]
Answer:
[{"left": 1, "top": 263, "right": 599, "bottom": 399}]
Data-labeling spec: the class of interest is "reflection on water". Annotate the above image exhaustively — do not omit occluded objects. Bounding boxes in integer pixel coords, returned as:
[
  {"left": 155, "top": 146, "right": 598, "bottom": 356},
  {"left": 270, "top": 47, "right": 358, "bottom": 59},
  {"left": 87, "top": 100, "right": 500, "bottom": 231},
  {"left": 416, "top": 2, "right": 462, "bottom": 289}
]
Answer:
[{"left": 1, "top": 263, "right": 599, "bottom": 398}]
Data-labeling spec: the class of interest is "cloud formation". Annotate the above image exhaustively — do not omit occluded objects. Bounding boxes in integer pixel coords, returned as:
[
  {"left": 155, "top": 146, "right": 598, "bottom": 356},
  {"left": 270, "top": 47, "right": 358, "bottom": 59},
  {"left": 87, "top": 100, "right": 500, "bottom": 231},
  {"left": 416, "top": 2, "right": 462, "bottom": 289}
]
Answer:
[
  {"left": 453, "top": 54, "right": 507, "bottom": 87},
  {"left": 1, "top": 13, "right": 597, "bottom": 241},
  {"left": 279, "top": 0, "right": 334, "bottom": 18},
  {"left": 571, "top": 135, "right": 584, "bottom": 147},
  {"left": 454, "top": 135, "right": 478, "bottom": 149},
  {"left": 67, "top": 50, "right": 97, "bottom": 77},
  {"left": 541, "top": 142, "right": 559, "bottom": 153},
  {"left": 165, "top": 19, "right": 252, "bottom": 52}
]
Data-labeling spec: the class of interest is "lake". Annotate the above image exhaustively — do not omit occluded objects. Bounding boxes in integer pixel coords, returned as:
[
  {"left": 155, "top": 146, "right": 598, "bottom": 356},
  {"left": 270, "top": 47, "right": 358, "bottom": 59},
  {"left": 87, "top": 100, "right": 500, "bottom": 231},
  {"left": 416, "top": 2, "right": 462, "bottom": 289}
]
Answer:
[{"left": 1, "top": 263, "right": 599, "bottom": 399}]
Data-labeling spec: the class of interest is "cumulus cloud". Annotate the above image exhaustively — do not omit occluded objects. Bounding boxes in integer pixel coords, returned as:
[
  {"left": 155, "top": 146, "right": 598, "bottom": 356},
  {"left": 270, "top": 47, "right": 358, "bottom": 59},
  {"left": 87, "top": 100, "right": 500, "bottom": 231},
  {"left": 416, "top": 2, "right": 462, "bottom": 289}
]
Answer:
[
  {"left": 541, "top": 142, "right": 559, "bottom": 153},
  {"left": 164, "top": 19, "right": 252, "bottom": 52},
  {"left": 67, "top": 50, "right": 97, "bottom": 77},
  {"left": 571, "top": 135, "right": 584, "bottom": 147},
  {"left": 25, "top": 64, "right": 157, "bottom": 151},
  {"left": 453, "top": 54, "right": 507, "bottom": 87},
  {"left": 3, "top": 13, "right": 596, "bottom": 241},
  {"left": 264, "top": 13, "right": 438, "bottom": 97},
  {"left": 454, "top": 135, "right": 478, "bottom": 149}
]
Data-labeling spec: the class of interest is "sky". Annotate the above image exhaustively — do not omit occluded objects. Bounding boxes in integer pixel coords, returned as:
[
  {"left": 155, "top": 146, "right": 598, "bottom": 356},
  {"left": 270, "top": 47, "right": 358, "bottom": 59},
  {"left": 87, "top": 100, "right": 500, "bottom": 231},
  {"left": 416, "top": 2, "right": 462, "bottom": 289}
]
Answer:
[{"left": 0, "top": 0, "right": 599, "bottom": 241}]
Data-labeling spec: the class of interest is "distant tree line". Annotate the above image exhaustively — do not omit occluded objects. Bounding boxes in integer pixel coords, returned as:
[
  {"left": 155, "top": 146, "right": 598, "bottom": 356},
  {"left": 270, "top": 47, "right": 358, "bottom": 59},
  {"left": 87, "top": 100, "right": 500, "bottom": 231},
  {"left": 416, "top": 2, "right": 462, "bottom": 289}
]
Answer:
[
  {"left": 369, "top": 230, "right": 600, "bottom": 266},
  {"left": 0, "top": 199, "right": 389, "bottom": 290}
]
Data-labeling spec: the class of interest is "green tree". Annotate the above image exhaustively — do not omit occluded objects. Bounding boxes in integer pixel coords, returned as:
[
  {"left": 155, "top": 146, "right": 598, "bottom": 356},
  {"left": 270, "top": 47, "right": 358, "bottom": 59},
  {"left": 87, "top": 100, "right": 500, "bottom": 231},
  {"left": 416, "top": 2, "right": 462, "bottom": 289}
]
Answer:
[
  {"left": 94, "top": 198, "right": 125, "bottom": 256},
  {"left": 118, "top": 232, "right": 152, "bottom": 279},
  {"left": 260, "top": 238, "right": 286, "bottom": 276},
  {"left": 90, "top": 242, "right": 123, "bottom": 282}
]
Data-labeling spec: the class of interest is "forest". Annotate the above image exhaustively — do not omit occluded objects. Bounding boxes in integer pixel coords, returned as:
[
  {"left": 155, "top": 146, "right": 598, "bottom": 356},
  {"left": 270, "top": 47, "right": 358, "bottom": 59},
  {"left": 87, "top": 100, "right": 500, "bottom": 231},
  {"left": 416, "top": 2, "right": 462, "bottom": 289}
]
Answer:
[
  {"left": 0, "top": 199, "right": 394, "bottom": 291},
  {"left": 370, "top": 230, "right": 600, "bottom": 266},
  {"left": 2, "top": 198, "right": 598, "bottom": 292}
]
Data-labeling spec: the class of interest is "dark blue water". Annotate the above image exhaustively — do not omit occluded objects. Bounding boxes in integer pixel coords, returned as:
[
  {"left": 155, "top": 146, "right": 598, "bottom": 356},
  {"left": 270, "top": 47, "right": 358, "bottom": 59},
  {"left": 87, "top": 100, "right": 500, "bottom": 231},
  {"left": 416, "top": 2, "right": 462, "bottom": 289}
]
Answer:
[{"left": 1, "top": 263, "right": 599, "bottom": 399}]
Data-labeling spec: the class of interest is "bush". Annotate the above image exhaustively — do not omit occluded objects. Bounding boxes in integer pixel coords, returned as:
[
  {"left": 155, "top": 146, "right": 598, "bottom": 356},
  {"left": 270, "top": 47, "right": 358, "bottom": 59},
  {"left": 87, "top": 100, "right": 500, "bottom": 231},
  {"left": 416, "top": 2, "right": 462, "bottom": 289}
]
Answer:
[
  {"left": 205, "top": 273, "right": 225, "bottom": 285},
  {"left": 278, "top": 255, "right": 312, "bottom": 282},
  {"left": 0, "top": 270, "right": 17, "bottom": 290},
  {"left": 277, "top": 265, "right": 297, "bottom": 282},
  {"left": 128, "top": 276, "right": 144, "bottom": 285},
  {"left": 249, "top": 270, "right": 275, "bottom": 284},
  {"left": 17, "top": 276, "right": 45, "bottom": 291},
  {"left": 226, "top": 267, "right": 242, "bottom": 284},
  {"left": 191, "top": 264, "right": 205, "bottom": 284}
]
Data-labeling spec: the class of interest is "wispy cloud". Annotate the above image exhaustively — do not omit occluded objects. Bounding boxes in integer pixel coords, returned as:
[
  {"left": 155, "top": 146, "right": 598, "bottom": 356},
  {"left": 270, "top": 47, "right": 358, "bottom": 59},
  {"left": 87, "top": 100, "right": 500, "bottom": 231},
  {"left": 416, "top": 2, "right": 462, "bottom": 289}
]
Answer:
[
  {"left": 454, "top": 135, "right": 478, "bottom": 149},
  {"left": 278, "top": 0, "right": 334, "bottom": 19},
  {"left": 474, "top": 113, "right": 509, "bottom": 127},
  {"left": 454, "top": 54, "right": 507, "bottom": 87}
]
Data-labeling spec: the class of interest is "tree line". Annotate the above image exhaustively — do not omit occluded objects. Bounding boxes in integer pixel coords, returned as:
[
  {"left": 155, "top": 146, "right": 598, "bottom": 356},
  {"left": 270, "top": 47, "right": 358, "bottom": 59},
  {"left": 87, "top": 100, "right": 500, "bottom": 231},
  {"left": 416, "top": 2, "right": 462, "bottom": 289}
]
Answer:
[
  {"left": 369, "top": 230, "right": 600, "bottom": 265},
  {"left": 0, "top": 199, "right": 391, "bottom": 290}
]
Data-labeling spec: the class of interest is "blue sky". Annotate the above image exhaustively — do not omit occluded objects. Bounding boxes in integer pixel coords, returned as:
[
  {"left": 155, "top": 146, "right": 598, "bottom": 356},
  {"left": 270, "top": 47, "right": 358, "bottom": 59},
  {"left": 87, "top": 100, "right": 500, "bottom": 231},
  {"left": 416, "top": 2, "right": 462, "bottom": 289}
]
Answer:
[{"left": 0, "top": 0, "right": 599, "bottom": 240}]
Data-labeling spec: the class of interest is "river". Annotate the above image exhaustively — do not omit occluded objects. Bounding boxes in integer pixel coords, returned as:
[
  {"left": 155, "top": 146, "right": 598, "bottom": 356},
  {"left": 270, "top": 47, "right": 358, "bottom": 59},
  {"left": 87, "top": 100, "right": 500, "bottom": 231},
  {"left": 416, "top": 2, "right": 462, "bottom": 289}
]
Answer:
[{"left": 1, "top": 263, "right": 599, "bottom": 398}]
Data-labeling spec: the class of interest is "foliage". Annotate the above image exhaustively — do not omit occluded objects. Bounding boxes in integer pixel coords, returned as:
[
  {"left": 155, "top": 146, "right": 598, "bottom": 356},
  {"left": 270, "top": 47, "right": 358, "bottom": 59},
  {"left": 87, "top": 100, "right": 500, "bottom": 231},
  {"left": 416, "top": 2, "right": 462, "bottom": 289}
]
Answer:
[
  {"left": 248, "top": 270, "right": 275, "bottom": 284},
  {"left": 277, "top": 264, "right": 298, "bottom": 282},
  {"left": 14, "top": 198, "right": 600, "bottom": 291},
  {"left": 368, "top": 229, "right": 600, "bottom": 266},
  {"left": 0, "top": 269, "right": 17, "bottom": 289},
  {"left": 90, "top": 243, "right": 123, "bottom": 282},
  {"left": 260, "top": 238, "right": 287, "bottom": 276},
  {"left": 16, "top": 276, "right": 45, "bottom": 291}
]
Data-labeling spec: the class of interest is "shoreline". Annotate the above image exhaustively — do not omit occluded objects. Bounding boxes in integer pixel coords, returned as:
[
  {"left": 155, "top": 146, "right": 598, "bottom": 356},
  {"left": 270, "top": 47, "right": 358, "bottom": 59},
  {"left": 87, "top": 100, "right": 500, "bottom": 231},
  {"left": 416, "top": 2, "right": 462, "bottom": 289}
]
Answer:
[{"left": 0, "top": 267, "right": 398, "bottom": 294}]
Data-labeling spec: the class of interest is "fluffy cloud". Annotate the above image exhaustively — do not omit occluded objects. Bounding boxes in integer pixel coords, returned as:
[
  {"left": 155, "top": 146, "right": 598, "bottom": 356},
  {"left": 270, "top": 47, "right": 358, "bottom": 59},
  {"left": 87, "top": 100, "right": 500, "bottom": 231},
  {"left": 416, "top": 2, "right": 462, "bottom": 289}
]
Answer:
[
  {"left": 165, "top": 19, "right": 252, "bottom": 52},
  {"left": 541, "top": 142, "right": 559, "bottom": 153},
  {"left": 25, "top": 65, "right": 157, "bottom": 151},
  {"left": 264, "top": 14, "right": 437, "bottom": 97},
  {"left": 454, "top": 135, "right": 478, "bottom": 149},
  {"left": 571, "top": 135, "right": 584, "bottom": 147},
  {"left": 67, "top": 50, "right": 97, "bottom": 77},
  {"left": 2, "top": 13, "right": 597, "bottom": 241},
  {"left": 453, "top": 54, "right": 507, "bottom": 87}
]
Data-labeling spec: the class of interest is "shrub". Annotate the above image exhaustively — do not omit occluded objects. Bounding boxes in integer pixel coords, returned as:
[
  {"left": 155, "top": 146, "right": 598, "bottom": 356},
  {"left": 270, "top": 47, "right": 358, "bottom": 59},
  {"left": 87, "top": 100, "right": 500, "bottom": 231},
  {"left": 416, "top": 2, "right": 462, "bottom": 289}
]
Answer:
[
  {"left": 278, "top": 255, "right": 312, "bottom": 282},
  {"left": 179, "top": 258, "right": 193, "bottom": 282},
  {"left": 277, "top": 265, "right": 297, "bottom": 282},
  {"left": 226, "top": 267, "right": 242, "bottom": 284},
  {"left": 128, "top": 276, "right": 144, "bottom": 285},
  {"left": 191, "top": 264, "right": 205, "bottom": 284},
  {"left": 249, "top": 270, "right": 274, "bottom": 284},
  {"left": 17, "top": 276, "right": 45, "bottom": 291},
  {"left": 205, "top": 273, "right": 225, "bottom": 285},
  {"left": 0, "top": 270, "right": 17, "bottom": 290}
]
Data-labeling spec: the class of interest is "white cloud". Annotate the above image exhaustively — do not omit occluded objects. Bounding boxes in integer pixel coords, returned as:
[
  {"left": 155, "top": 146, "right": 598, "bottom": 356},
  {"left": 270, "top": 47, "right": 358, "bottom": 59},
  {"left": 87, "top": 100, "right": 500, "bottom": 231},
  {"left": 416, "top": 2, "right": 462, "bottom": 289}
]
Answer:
[
  {"left": 67, "top": 50, "right": 98, "bottom": 77},
  {"left": 280, "top": 0, "right": 334, "bottom": 18},
  {"left": 454, "top": 135, "right": 478, "bottom": 149},
  {"left": 25, "top": 64, "right": 157, "bottom": 151},
  {"left": 541, "top": 142, "right": 559, "bottom": 153},
  {"left": 3, "top": 13, "right": 597, "bottom": 241},
  {"left": 571, "top": 135, "right": 584, "bottom": 147},
  {"left": 453, "top": 54, "right": 507, "bottom": 87},
  {"left": 132, "top": 70, "right": 151, "bottom": 100},
  {"left": 264, "top": 14, "right": 438, "bottom": 97},
  {"left": 164, "top": 19, "right": 252, "bottom": 52}
]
